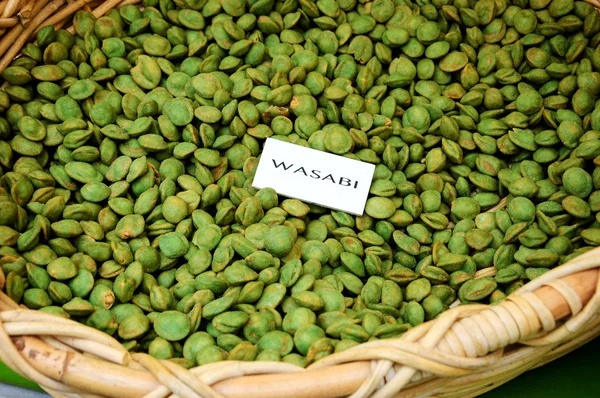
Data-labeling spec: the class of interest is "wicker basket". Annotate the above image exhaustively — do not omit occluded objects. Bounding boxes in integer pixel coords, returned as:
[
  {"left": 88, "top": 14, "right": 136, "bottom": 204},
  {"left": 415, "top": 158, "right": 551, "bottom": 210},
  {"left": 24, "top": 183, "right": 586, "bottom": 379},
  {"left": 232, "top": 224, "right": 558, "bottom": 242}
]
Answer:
[{"left": 1, "top": 1, "right": 600, "bottom": 397}]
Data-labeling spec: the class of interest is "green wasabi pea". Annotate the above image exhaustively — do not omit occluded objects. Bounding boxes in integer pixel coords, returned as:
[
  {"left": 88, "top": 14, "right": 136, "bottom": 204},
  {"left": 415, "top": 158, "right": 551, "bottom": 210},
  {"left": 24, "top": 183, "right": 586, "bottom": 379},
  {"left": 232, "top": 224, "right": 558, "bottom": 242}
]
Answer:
[
  {"left": 47, "top": 257, "right": 78, "bottom": 280},
  {"left": 87, "top": 309, "right": 118, "bottom": 335},
  {"left": 257, "top": 330, "right": 294, "bottom": 356},
  {"left": 196, "top": 345, "right": 226, "bottom": 366},
  {"left": 118, "top": 313, "right": 150, "bottom": 340},
  {"left": 154, "top": 311, "right": 191, "bottom": 341}
]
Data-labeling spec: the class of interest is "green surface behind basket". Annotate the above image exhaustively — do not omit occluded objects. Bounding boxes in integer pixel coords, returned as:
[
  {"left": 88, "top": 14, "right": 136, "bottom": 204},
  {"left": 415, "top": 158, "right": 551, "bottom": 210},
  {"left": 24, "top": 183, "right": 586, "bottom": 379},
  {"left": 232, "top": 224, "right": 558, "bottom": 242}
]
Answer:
[
  {"left": 482, "top": 336, "right": 600, "bottom": 398},
  {"left": 1, "top": 337, "right": 599, "bottom": 396},
  {"left": 0, "top": 361, "right": 44, "bottom": 392}
]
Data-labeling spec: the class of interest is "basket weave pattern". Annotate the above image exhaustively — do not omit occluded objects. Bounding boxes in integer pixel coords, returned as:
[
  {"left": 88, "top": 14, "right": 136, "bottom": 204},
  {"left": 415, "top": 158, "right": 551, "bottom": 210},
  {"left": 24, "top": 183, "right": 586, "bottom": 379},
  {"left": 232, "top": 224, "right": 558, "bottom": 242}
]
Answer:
[
  {"left": 1, "top": 1, "right": 600, "bottom": 397},
  {"left": 1, "top": 243, "right": 599, "bottom": 398}
]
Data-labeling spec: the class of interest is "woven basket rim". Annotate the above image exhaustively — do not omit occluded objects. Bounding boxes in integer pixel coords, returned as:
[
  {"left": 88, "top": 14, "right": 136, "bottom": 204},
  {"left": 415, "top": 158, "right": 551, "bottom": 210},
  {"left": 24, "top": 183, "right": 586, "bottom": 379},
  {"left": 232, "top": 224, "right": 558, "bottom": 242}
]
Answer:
[
  {"left": 1, "top": 243, "right": 598, "bottom": 398},
  {"left": 1, "top": 1, "right": 600, "bottom": 397}
]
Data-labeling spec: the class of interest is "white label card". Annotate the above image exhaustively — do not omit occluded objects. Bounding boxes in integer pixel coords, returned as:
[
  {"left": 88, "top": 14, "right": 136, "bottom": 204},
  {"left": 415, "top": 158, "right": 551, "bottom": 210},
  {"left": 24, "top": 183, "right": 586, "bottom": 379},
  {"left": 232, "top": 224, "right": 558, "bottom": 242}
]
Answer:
[{"left": 252, "top": 138, "right": 376, "bottom": 216}]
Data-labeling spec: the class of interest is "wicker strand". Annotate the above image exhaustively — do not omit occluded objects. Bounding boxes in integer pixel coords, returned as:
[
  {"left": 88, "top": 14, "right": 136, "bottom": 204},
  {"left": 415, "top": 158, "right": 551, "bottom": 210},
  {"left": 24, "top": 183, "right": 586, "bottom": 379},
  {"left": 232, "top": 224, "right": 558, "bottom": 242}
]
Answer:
[
  {"left": 0, "top": 0, "right": 21, "bottom": 36},
  {"left": 55, "top": 337, "right": 129, "bottom": 365},
  {"left": 519, "top": 269, "right": 600, "bottom": 346},
  {"left": 501, "top": 300, "right": 533, "bottom": 341},
  {"left": 544, "top": 279, "right": 584, "bottom": 315},
  {"left": 40, "top": 335, "right": 80, "bottom": 354},
  {"left": 454, "top": 318, "right": 489, "bottom": 357},
  {"left": 2, "top": 320, "right": 128, "bottom": 351},
  {"left": 33, "top": 0, "right": 95, "bottom": 35},
  {"left": 0, "top": 0, "right": 65, "bottom": 72},
  {"left": 587, "top": 0, "right": 600, "bottom": 7},
  {"left": 1, "top": 0, "right": 21, "bottom": 18},
  {"left": 0, "top": 1, "right": 8, "bottom": 16},
  {"left": 349, "top": 360, "right": 390, "bottom": 398},
  {"left": 516, "top": 292, "right": 555, "bottom": 333},
  {"left": 29, "top": 0, "right": 53, "bottom": 18},
  {"left": 133, "top": 354, "right": 206, "bottom": 398},
  {"left": 190, "top": 361, "right": 304, "bottom": 384},
  {"left": 348, "top": 316, "right": 434, "bottom": 398},
  {"left": 505, "top": 295, "right": 542, "bottom": 337},
  {"left": 16, "top": 0, "right": 35, "bottom": 24},
  {"left": 370, "top": 307, "right": 488, "bottom": 398},
  {"left": 0, "top": 23, "right": 24, "bottom": 62},
  {"left": 0, "top": 17, "right": 16, "bottom": 27},
  {"left": 161, "top": 360, "right": 225, "bottom": 398},
  {"left": 0, "top": 324, "right": 80, "bottom": 393}
]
